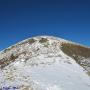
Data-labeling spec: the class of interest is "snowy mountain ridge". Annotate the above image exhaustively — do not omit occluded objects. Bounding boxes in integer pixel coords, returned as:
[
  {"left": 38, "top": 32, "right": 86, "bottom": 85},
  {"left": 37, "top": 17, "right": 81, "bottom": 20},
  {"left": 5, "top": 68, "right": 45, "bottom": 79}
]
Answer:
[{"left": 0, "top": 36, "right": 90, "bottom": 90}]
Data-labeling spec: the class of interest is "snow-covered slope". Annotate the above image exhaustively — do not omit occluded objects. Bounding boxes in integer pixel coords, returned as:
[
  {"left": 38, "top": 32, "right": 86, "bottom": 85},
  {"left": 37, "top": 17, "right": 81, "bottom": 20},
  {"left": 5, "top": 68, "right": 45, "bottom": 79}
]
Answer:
[{"left": 0, "top": 36, "right": 90, "bottom": 90}]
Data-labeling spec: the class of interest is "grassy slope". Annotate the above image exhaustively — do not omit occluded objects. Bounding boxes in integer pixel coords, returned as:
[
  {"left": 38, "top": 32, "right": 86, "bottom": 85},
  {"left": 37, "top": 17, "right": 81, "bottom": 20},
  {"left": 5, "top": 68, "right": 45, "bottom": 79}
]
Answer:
[{"left": 61, "top": 42, "right": 90, "bottom": 75}]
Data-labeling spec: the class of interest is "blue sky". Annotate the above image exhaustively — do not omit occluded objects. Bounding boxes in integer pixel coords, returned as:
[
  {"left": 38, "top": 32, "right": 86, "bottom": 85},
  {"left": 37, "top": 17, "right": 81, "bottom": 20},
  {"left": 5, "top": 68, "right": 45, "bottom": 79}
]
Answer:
[{"left": 0, "top": 0, "right": 90, "bottom": 50}]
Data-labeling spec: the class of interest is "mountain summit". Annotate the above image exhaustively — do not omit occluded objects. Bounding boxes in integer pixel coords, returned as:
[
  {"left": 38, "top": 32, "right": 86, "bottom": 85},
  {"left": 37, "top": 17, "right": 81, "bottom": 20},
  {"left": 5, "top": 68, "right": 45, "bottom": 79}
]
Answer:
[{"left": 0, "top": 36, "right": 90, "bottom": 90}]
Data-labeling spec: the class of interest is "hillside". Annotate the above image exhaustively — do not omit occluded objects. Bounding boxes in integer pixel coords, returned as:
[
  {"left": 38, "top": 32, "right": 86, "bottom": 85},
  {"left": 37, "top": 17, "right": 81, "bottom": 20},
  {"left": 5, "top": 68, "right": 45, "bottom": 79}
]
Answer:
[{"left": 0, "top": 36, "right": 90, "bottom": 90}]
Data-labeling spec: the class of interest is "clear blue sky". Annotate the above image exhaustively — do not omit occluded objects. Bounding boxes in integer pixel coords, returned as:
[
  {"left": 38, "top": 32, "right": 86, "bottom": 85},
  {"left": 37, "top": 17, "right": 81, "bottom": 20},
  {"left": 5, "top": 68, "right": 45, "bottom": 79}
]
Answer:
[{"left": 0, "top": 0, "right": 90, "bottom": 50}]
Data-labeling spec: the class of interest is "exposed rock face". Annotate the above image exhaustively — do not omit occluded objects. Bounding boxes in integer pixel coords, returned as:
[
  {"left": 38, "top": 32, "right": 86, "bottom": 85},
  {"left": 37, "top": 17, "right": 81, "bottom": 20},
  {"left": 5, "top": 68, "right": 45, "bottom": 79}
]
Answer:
[{"left": 0, "top": 36, "right": 90, "bottom": 90}]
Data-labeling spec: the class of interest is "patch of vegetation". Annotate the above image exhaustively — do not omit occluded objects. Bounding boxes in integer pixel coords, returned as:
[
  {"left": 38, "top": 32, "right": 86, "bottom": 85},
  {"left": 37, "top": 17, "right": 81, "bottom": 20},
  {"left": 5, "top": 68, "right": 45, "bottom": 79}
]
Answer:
[
  {"left": 28, "top": 38, "right": 36, "bottom": 44},
  {"left": 0, "top": 54, "right": 18, "bottom": 69},
  {"left": 10, "top": 54, "right": 18, "bottom": 60},
  {"left": 11, "top": 45, "right": 15, "bottom": 48},
  {"left": 3, "top": 46, "right": 15, "bottom": 53},
  {"left": 18, "top": 38, "right": 36, "bottom": 46},
  {"left": 61, "top": 43, "right": 90, "bottom": 70},
  {"left": 39, "top": 38, "right": 48, "bottom": 43},
  {"left": 61, "top": 43, "right": 90, "bottom": 59},
  {"left": 4, "top": 48, "right": 11, "bottom": 53}
]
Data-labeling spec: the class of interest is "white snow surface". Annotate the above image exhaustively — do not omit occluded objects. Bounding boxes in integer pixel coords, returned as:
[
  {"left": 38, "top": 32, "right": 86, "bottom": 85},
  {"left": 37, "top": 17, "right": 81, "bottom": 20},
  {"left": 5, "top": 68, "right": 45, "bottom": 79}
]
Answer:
[{"left": 0, "top": 36, "right": 90, "bottom": 90}]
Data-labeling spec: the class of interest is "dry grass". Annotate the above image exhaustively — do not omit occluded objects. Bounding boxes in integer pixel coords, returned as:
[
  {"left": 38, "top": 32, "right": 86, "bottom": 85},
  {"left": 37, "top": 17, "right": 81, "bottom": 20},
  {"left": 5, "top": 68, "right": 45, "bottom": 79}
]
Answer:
[
  {"left": 61, "top": 43, "right": 90, "bottom": 70},
  {"left": 39, "top": 38, "right": 48, "bottom": 43},
  {"left": 0, "top": 54, "right": 18, "bottom": 69},
  {"left": 28, "top": 39, "right": 36, "bottom": 44}
]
